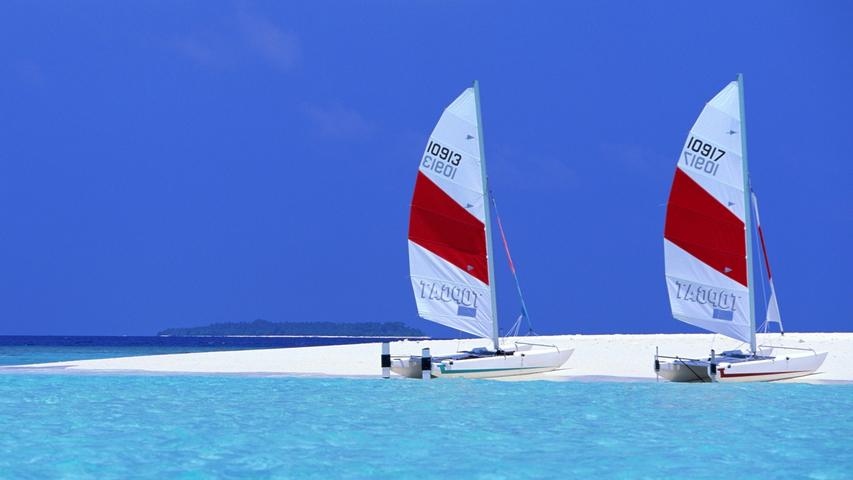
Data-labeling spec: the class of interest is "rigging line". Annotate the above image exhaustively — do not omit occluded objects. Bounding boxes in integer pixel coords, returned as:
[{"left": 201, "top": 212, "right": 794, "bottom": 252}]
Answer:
[
  {"left": 505, "top": 314, "right": 523, "bottom": 338},
  {"left": 489, "top": 191, "right": 536, "bottom": 335},
  {"left": 754, "top": 219, "right": 770, "bottom": 331},
  {"left": 676, "top": 357, "right": 707, "bottom": 383},
  {"left": 751, "top": 189, "right": 773, "bottom": 333},
  {"left": 755, "top": 234, "right": 771, "bottom": 334}
]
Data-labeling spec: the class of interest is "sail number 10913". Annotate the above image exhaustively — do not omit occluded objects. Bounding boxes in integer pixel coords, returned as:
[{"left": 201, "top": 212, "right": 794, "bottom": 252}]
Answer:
[{"left": 421, "top": 140, "right": 462, "bottom": 180}]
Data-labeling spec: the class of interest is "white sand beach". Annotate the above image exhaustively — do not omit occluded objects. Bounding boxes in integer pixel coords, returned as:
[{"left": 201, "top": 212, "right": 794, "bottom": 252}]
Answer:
[{"left": 7, "top": 332, "right": 853, "bottom": 383}]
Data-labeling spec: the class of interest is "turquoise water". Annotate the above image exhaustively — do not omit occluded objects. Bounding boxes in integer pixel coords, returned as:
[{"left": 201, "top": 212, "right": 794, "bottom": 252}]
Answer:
[{"left": 1, "top": 374, "right": 851, "bottom": 479}]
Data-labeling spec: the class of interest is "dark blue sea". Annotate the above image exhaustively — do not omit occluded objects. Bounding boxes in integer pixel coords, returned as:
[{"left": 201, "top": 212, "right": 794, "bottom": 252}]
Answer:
[{"left": 0, "top": 335, "right": 416, "bottom": 367}]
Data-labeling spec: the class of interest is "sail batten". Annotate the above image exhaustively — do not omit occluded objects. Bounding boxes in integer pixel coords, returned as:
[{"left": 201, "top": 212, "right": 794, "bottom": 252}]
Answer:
[
  {"left": 408, "top": 87, "right": 494, "bottom": 340},
  {"left": 664, "top": 80, "right": 752, "bottom": 344}
]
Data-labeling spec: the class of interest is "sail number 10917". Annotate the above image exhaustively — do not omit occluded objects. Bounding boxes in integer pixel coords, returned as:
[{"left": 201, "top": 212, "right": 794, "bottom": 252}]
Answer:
[
  {"left": 686, "top": 136, "right": 725, "bottom": 161},
  {"left": 682, "top": 136, "right": 727, "bottom": 177}
]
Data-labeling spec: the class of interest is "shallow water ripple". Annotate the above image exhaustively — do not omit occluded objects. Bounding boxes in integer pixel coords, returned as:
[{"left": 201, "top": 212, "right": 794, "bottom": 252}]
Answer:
[{"left": 0, "top": 375, "right": 851, "bottom": 479}]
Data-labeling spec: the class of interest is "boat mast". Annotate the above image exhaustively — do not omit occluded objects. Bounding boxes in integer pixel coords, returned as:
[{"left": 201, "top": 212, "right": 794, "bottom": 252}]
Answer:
[
  {"left": 473, "top": 80, "right": 500, "bottom": 351},
  {"left": 737, "top": 73, "right": 757, "bottom": 354}
]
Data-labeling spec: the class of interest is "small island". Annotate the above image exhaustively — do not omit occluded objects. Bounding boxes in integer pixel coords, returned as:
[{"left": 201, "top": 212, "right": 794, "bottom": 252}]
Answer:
[{"left": 158, "top": 319, "right": 426, "bottom": 337}]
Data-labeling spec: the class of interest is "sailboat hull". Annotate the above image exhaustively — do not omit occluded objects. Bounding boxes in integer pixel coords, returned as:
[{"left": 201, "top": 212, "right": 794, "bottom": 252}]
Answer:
[
  {"left": 390, "top": 358, "right": 428, "bottom": 379},
  {"left": 434, "top": 347, "right": 573, "bottom": 379},
  {"left": 657, "top": 359, "right": 712, "bottom": 382},
  {"left": 715, "top": 350, "right": 827, "bottom": 382},
  {"left": 391, "top": 347, "right": 573, "bottom": 379},
  {"left": 657, "top": 349, "right": 827, "bottom": 383}
]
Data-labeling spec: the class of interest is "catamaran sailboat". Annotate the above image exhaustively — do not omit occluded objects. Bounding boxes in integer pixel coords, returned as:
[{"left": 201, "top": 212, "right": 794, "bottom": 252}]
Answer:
[
  {"left": 656, "top": 74, "right": 827, "bottom": 382},
  {"left": 390, "top": 81, "right": 573, "bottom": 379}
]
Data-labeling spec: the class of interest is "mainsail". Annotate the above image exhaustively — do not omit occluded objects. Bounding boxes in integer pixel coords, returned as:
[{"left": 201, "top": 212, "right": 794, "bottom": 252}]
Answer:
[
  {"left": 408, "top": 87, "right": 494, "bottom": 340},
  {"left": 663, "top": 81, "right": 753, "bottom": 344}
]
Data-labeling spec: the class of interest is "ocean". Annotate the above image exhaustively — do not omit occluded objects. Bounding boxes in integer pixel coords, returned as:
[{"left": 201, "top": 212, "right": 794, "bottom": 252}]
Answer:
[
  {"left": 1, "top": 337, "right": 851, "bottom": 479},
  {"left": 0, "top": 335, "right": 412, "bottom": 367}
]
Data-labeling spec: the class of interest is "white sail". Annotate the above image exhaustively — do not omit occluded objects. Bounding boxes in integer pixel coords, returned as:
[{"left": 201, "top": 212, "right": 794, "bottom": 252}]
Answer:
[
  {"left": 407, "top": 88, "right": 494, "bottom": 339},
  {"left": 766, "top": 282, "right": 782, "bottom": 329},
  {"left": 664, "top": 81, "right": 752, "bottom": 344}
]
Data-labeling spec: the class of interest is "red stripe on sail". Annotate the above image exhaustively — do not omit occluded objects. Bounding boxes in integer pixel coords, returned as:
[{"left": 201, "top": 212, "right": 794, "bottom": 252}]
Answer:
[
  {"left": 757, "top": 225, "right": 773, "bottom": 280},
  {"left": 408, "top": 172, "right": 488, "bottom": 284},
  {"left": 665, "top": 169, "right": 747, "bottom": 286}
]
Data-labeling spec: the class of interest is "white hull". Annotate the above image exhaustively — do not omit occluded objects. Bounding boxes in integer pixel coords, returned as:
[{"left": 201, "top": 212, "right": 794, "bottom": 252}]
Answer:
[
  {"left": 715, "top": 349, "right": 827, "bottom": 382},
  {"left": 435, "top": 347, "right": 573, "bottom": 378},
  {"left": 657, "top": 348, "right": 827, "bottom": 383},
  {"left": 391, "top": 346, "right": 573, "bottom": 379}
]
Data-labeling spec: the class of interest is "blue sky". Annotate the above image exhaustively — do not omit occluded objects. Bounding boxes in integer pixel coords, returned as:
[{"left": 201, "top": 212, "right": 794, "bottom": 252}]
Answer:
[{"left": 1, "top": 1, "right": 851, "bottom": 336}]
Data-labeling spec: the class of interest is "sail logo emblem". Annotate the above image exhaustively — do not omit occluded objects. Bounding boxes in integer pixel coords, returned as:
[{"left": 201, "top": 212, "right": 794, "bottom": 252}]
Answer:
[
  {"left": 417, "top": 280, "right": 480, "bottom": 318},
  {"left": 682, "top": 136, "right": 726, "bottom": 177},
  {"left": 673, "top": 280, "right": 739, "bottom": 321}
]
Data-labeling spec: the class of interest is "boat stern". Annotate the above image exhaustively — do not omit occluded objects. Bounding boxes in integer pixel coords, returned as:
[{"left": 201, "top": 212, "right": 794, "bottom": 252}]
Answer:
[
  {"left": 390, "top": 356, "right": 433, "bottom": 379},
  {"left": 656, "top": 358, "right": 713, "bottom": 382}
]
